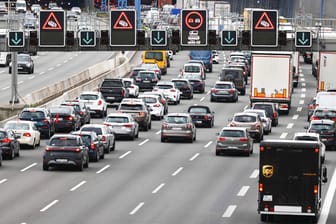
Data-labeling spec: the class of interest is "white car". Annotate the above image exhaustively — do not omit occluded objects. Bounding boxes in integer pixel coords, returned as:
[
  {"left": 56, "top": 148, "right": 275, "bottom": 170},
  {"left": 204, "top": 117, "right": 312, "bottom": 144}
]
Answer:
[
  {"left": 122, "top": 78, "right": 139, "bottom": 97},
  {"left": 104, "top": 113, "right": 139, "bottom": 140},
  {"left": 153, "top": 81, "right": 181, "bottom": 105},
  {"left": 138, "top": 94, "right": 164, "bottom": 120},
  {"left": 244, "top": 109, "right": 272, "bottom": 135},
  {"left": 182, "top": 63, "right": 205, "bottom": 80},
  {"left": 4, "top": 120, "right": 40, "bottom": 149},
  {"left": 77, "top": 91, "right": 107, "bottom": 118},
  {"left": 293, "top": 132, "right": 326, "bottom": 163}
]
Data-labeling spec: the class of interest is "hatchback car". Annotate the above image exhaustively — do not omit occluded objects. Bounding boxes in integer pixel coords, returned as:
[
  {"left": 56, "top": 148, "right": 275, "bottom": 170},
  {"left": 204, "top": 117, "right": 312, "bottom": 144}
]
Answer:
[
  {"left": 293, "top": 132, "right": 326, "bottom": 163},
  {"left": 215, "top": 127, "right": 253, "bottom": 156},
  {"left": 0, "top": 129, "right": 20, "bottom": 160},
  {"left": 244, "top": 109, "right": 272, "bottom": 135},
  {"left": 62, "top": 100, "right": 91, "bottom": 125},
  {"left": 9, "top": 54, "right": 34, "bottom": 74},
  {"left": 43, "top": 134, "right": 89, "bottom": 171},
  {"left": 161, "top": 113, "right": 196, "bottom": 143},
  {"left": 251, "top": 102, "right": 279, "bottom": 127},
  {"left": 80, "top": 124, "right": 115, "bottom": 153},
  {"left": 4, "top": 120, "right": 41, "bottom": 149},
  {"left": 104, "top": 113, "right": 139, "bottom": 140},
  {"left": 77, "top": 91, "right": 108, "bottom": 118},
  {"left": 171, "top": 78, "right": 194, "bottom": 99},
  {"left": 139, "top": 63, "right": 162, "bottom": 80},
  {"left": 18, "top": 107, "right": 55, "bottom": 138},
  {"left": 187, "top": 105, "right": 215, "bottom": 128},
  {"left": 134, "top": 71, "right": 159, "bottom": 92},
  {"left": 219, "top": 67, "right": 246, "bottom": 95},
  {"left": 153, "top": 81, "right": 181, "bottom": 105},
  {"left": 138, "top": 94, "right": 165, "bottom": 120},
  {"left": 72, "top": 131, "right": 104, "bottom": 162},
  {"left": 210, "top": 81, "right": 239, "bottom": 102},
  {"left": 228, "top": 112, "right": 264, "bottom": 142},
  {"left": 49, "top": 106, "right": 81, "bottom": 133},
  {"left": 306, "top": 119, "right": 336, "bottom": 150},
  {"left": 141, "top": 91, "right": 168, "bottom": 115},
  {"left": 183, "top": 74, "right": 205, "bottom": 93}
]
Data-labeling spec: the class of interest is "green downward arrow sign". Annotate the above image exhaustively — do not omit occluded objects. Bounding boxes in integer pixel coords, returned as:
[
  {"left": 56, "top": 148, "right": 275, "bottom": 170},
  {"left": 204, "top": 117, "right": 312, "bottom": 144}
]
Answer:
[
  {"left": 11, "top": 32, "right": 22, "bottom": 45},
  {"left": 82, "top": 32, "right": 93, "bottom": 45}
]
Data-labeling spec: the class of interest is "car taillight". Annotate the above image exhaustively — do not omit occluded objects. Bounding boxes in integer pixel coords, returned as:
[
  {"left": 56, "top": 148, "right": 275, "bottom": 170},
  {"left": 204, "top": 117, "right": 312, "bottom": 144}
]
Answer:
[
  {"left": 259, "top": 183, "right": 264, "bottom": 192},
  {"left": 1, "top": 137, "right": 11, "bottom": 143},
  {"left": 154, "top": 69, "right": 160, "bottom": 74},
  {"left": 153, "top": 103, "right": 161, "bottom": 107},
  {"left": 43, "top": 119, "right": 49, "bottom": 123},
  {"left": 136, "top": 78, "right": 141, "bottom": 82},
  {"left": 160, "top": 99, "right": 166, "bottom": 104},
  {"left": 124, "top": 123, "right": 133, "bottom": 128},
  {"left": 139, "top": 112, "right": 145, "bottom": 116},
  {"left": 310, "top": 116, "right": 319, "bottom": 121},
  {"left": 217, "top": 137, "right": 225, "bottom": 141},
  {"left": 186, "top": 123, "right": 192, "bottom": 129},
  {"left": 66, "top": 116, "right": 74, "bottom": 121},
  {"left": 103, "top": 123, "right": 111, "bottom": 126},
  {"left": 152, "top": 78, "right": 158, "bottom": 82},
  {"left": 101, "top": 136, "right": 106, "bottom": 142},
  {"left": 79, "top": 111, "right": 84, "bottom": 115},
  {"left": 170, "top": 89, "right": 176, "bottom": 92},
  {"left": 211, "top": 88, "right": 217, "bottom": 93},
  {"left": 23, "top": 132, "right": 31, "bottom": 137},
  {"left": 240, "top": 138, "right": 248, "bottom": 142},
  {"left": 90, "top": 143, "right": 96, "bottom": 150},
  {"left": 129, "top": 85, "right": 134, "bottom": 88},
  {"left": 98, "top": 100, "right": 102, "bottom": 105},
  {"left": 162, "top": 123, "right": 169, "bottom": 128},
  {"left": 273, "top": 112, "right": 278, "bottom": 118},
  {"left": 308, "top": 105, "right": 315, "bottom": 110},
  {"left": 228, "top": 89, "right": 235, "bottom": 94},
  {"left": 229, "top": 122, "right": 236, "bottom": 127},
  {"left": 121, "top": 89, "right": 125, "bottom": 97},
  {"left": 204, "top": 115, "right": 209, "bottom": 120},
  {"left": 255, "top": 124, "right": 261, "bottom": 129},
  {"left": 73, "top": 148, "right": 81, "bottom": 152},
  {"left": 314, "top": 185, "right": 318, "bottom": 194}
]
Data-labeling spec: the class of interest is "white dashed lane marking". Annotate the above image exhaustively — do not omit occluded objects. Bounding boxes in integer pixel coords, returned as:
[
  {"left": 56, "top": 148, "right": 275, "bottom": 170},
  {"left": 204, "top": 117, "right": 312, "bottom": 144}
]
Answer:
[
  {"left": 280, "top": 132, "right": 288, "bottom": 138},
  {"left": 299, "top": 100, "right": 304, "bottom": 105},
  {"left": 20, "top": 163, "right": 37, "bottom": 172},
  {"left": 292, "top": 115, "right": 299, "bottom": 120},
  {"left": 237, "top": 186, "right": 250, "bottom": 197},
  {"left": 189, "top": 153, "right": 199, "bottom": 161},
  {"left": 204, "top": 141, "right": 213, "bottom": 148},
  {"left": 139, "top": 139, "right": 149, "bottom": 146},
  {"left": 152, "top": 183, "right": 165, "bottom": 194},
  {"left": 286, "top": 123, "right": 294, "bottom": 129},
  {"left": 40, "top": 200, "right": 59, "bottom": 212},
  {"left": 172, "top": 167, "right": 183, "bottom": 176},
  {"left": 70, "top": 181, "right": 86, "bottom": 191},
  {"left": 96, "top": 165, "right": 110, "bottom": 174},
  {"left": 129, "top": 202, "right": 144, "bottom": 215},
  {"left": 119, "top": 151, "right": 131, "bottom": 159},
  {"left": 250, "top": 169, "right": 259, "bottom": 179},
  {"left": 222, "top": 205, "right": 237, "bottom": 218},
  {"left": 0, "top": 179, "right": 7, "bottom": 184},
  {"left": 297, "top": 107, "right": 302, "bottom": 112}
]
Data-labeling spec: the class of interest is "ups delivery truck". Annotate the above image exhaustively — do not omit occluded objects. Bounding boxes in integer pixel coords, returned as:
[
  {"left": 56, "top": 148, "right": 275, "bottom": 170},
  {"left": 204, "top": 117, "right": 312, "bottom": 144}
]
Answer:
[{"left": 258, "top": 140, "right": 328, "bottom": 222}]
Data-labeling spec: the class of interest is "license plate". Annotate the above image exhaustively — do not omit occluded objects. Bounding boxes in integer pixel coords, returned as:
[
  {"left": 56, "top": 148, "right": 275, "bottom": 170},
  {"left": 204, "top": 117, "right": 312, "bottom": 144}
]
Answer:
[
  {"left": 219, "top": 91, "right": 228, "bottom": 94},
  {"left": 143, "top": 80, "right": 150, "bottom": 83},
  {"left": 18, "top": 67, "right": 23, "bottom": 69},
  {"left": 172, "top": 127, "right": 182, "bottom": 130},
  {"left": 107, "top": 96, "right": 115, "bottom": 99},
  {"left": 196, "top": 121, "right": 202, "bottom": 124},
  {"left": 56, "top": 159, "right": 67, "bottom": 163}
]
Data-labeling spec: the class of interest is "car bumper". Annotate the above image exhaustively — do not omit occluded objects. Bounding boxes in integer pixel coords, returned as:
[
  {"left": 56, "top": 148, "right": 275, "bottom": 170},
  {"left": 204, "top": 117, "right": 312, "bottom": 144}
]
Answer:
[
  {"left": 18, "top": 137, "right": 35, "bottom": 146},
  {"left": 161, "top": 129, "right": 193, "bottom": 138},
  {"left": 216, "top": 145, "right": 250, "bottom": 155},
  {"left": 211, "top": 93, "right": 235, "bottom": 100},
  {"left": 43, "top": 152, "right": 83, "bottom": 168}
]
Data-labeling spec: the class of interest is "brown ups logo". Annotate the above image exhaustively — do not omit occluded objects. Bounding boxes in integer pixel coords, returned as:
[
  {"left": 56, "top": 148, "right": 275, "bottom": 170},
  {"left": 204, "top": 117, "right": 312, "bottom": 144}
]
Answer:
[{"left": 262, "top": 165, "right": 274, "bottom": 178}]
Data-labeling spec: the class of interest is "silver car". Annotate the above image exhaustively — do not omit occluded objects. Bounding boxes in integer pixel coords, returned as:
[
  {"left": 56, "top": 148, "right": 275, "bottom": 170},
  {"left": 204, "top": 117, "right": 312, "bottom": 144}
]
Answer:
[
  {"left": 293, "top": 132, "right": 326, "bottom": 163},
  {"left": 161, "top": 113, "right": 196, "bottom": 143},
  {"left": 104, "top": 113, "right": 139, "bottom": 140},
  {"left": 244, "top": 109, "right": 272, "bottom": 135},
  {"left": 80, "top": 124, "right": 115, "bottom": 153}
]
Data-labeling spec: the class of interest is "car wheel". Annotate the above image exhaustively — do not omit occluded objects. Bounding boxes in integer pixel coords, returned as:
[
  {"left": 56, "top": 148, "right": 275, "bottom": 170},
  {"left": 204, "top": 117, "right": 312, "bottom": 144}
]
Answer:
[
  {"left": 143, "top": 123, "right": 148, "bottom": 131},
  {"left": 37, "top": 138, "right": 40, "bottom": 147},
  {"left": 84, "top": 158, "right": 89, "bottom": 168},
  {"left": 8, "top": 148, "right": 14, "bottom": 160},
  {"left": 149, "top": 122, "right": 152, "bottom": 130},
  {"left": 110, "top": 141, "right": 115, "bottom": 151},
  {"left": 161, "top": 136, "right": 166, "bottom": 142},
  {"left": 94, "top": 151, "right": 99, "bottom": 162},
  {"left": 77, "top": 161, "right": 83, "bottom": 171},
  {"left": 100, "top": 110, "right": 105, "bottom": 118},
  {"left": 43, "top": 164, "right": 48, "bottom": 171},
  {"left": 9, "top": 68, "right": 11, "bottom": 74},
  {"left": 135, "top": 129, "right": 139, "bottom": 138},
  {"left": 100, "top": 150, "right": 105, "bottom": 159},
  {"left": 31, "top": 139, "right": 36, "bottom": 149}
]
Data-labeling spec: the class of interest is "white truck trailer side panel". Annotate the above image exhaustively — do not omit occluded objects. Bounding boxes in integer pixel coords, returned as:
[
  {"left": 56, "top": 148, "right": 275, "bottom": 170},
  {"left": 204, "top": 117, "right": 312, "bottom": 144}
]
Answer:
[{"left": 318, "top": 52, "right": 336, "bottom": 91}]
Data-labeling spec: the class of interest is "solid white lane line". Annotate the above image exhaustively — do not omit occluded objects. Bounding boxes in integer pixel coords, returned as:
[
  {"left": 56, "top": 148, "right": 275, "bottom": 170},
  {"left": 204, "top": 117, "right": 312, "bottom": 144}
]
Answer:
[
  {"left": 2, "top": 86, "right": 9, "bottom": 90},
  {"left": 301, "top": 88, "right": 306, "bottom": 92},
  {"left": 297, "top": 107, "right": 302, "bottom": 112},
  {"left": 200, "top": 97, "right": 205, "bottom": 102},
  {"left": 119, "top": 151, "right": 131, "bottom": 159},
  {"left": 292, "top": 115, "right": 299, "bottom": 120},
  {"left": 299, "top": 100, "right": 304, "bottom": 105},
  {"left": 250, "top": 169, "right": 259, "bottom": 179},
  {"left": 28, "top": 75, "right": 35, "bottom": 80},
  {"left": 280, "top": 132, "right": 288, "bottom": 139},
  {"left": 20, "top": 163, "right": 37, "bottom": 172},
  {"left": 237, "top": 186, "right": 250, "bottom": 197},
  {"left": 204, "top": 141, "right": 213, "bottom": 148},
  {"left": 172, "top": 167, "right": 183, "bottom": 176},
  {"left": 96, "top": 165, "right": 110, "bottom": 174},
  {"left": 40, "top": 200, "right": 59, "bottom": 212},
  {"left": 319, "top": 168, "right": 336, "bottom": 224},
  {"left": 286, "top": 123, "right": 294, "bottom": 129},
  {"left": 156, "top": 130, "right": 161, "bottom": 134},
  {"left": 129, "top": 202, "right": 144, "bottom": 215},
  {"left": 139, "top": 139, "right": 149, "bottom": 146},
  {"left": 222, "top": 205, "right": 237, "bottom": 218},
  {"left": 152, "top": 183, "right": 165, "bottom": 194},
  {"left": 0, "top": 70, "right": 4, "bottom": 74},
  {"left": 300, "top": 78, "right": 305, "bottom": 82},
  {"left": 189, "top": 153, "right": 199, "bottom": 161},
  {"left": 70, "top": 181, "right": 86, "bottom": 192},
  {"left": 302, "top": 83, "right": 306, "bottom": 87},
  {"left": 0, "top": 178, "right": 7, "bottom": 184},
  {"left": 301, "top": 93, "right": 306, "bottom": 98}
]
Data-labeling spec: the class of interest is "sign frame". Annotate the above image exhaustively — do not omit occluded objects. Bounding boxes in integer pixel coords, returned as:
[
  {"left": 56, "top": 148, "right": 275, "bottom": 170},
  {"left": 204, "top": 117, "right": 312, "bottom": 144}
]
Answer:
[
  {"left": 79, "top": 30, "right": 96, "bottom": 47},
  {"left": 110, "top": 9, "right": 137, "bottom": 47},
  {"left": 221, "top": 30, "right": 238, "bottom": 46},
  {"left": 8, "top": 31, "right": 24, "bottom": 47},
  {"left": 251, "top": 9, "right": 278, "bottom": 47},
  {"left": 150, "top": 30, "right": 167, "bottom": 46},
  {"left": 295, "top": 31, "right": 312, "bottom": 47},
  {"left": 181, "top": 9, "right": 208, "bottom": 46},
  {"left": 39, "top": 10, "right": 66, "bottom": 47}
]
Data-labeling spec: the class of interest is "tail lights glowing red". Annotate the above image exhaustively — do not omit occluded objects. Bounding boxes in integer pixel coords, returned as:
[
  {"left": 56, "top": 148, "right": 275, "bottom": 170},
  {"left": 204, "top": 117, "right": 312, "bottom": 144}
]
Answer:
[
  {"left": 314, "top": 185, "right": 318, "bottom": 194},
  {"left": 124, "top": 123, "right": 133, "bottom": 128},
  {"left": 314, "top": 148, "right": 319, "bottom": 153},
  {"left": 101, "top": 136, "right": 106, "bottom": 142},
  {"left": 240, "top": 137, "right": 248, "bottom": 142},
  {"left": 211, "top": 88, "right": 217, "bottom": 93},
  {"left": 186, "top": 123, "right": 193, "bottom": 129},
  {"left": 170, "top": 89, "right": 176, "bottom": 92},
  {"left": 1, "top": 137, "right": 11, "bottom": 143},
  {"left": 153, "top": 103, "right": 161, "bottom": 107},
  {"left": 23, "top": 132, "right": 31, "bottom": 137},
  {"left": 273, "top": 112, "right": 278, "bottom": 118},
  {"left": 98, "top": 100, "right": 102, "bottom": 105},
  {"left": 259, "top": 183, "right": 264, "bottom": 192},
  {"left": 90, "top": 143, "right": 96, "bottom": 150},
  {"left": 260, "top": 146, "right": 265, "bottom": 152},
  {"left": 228, "top": 89, "right": 236, "bottom": 94},
  {"left": 139, "top": 112, "right": 145, "bottom": 117},
  {"left": 204, "top": 115, "right": 209, "bottom": 120},
  {"left": 217, "top": 137, "right": 225, "bottom": 141}
]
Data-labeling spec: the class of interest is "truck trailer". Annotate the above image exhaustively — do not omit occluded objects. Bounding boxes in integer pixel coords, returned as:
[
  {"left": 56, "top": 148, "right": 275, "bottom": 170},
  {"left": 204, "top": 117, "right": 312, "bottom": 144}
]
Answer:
[
  {"left": 250, "top": 52, "right": 293, "bottom": 114},
  {"left": 258, "top": 140, "right": 328, "bottom": 223},
  {"left": 318, "top": 52, "right": 336, "bottom": 91}
]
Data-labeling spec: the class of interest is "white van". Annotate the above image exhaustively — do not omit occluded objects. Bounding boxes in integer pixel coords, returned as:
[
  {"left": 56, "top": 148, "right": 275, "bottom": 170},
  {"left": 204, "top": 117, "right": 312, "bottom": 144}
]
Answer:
[
  {"left": 15, "top": 0, "right": 27, "bottom": 13},
  {"left": 0, "top": 52, "right": 10, "bottom": 66},
  {"left": 316, "top": 91, "right": 336, "bottom": 108}
]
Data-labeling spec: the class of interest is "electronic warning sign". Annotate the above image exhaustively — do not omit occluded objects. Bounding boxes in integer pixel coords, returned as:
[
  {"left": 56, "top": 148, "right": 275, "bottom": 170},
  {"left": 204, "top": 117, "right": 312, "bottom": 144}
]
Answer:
[
  {"left": 251, "top": 10, "right": 278, "bottom": 47},
  {"left": 110, "top": 9, "right": 136, "bottom": 46},
  {"left": 39, "top": 10, "right": 65, "bottom": 47},
  {"left": 181, "top": 9, "right": 207, "bottom": 46}
]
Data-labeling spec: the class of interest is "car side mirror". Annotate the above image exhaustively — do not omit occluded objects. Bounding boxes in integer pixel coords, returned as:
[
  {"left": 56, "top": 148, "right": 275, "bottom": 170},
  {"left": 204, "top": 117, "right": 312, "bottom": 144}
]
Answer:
[
  {"left": 304, "top": 126, "right": 308, "bottom": 129},
  {"left": 215, "top": 132, "right": 220, "bottom": 136},
  {"left": 322, "top": 166, "right": 328, "bottom": 183}
]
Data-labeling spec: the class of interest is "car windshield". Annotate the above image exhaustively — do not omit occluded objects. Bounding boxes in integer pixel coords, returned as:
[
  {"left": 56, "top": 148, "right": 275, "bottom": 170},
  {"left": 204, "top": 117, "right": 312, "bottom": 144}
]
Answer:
[
  {"left": 189, "top": 107, "right": 208, "bottom": 113},
  {"left": 234, "top": 115, "right": 256, "bottom": 122},
  {"left": 119, "top": 104, "right": 144, "bottom": 110},
  {"left": 221, "top": 130, "right": 245, "bottom": 137},
  {"left": 20, "top": 111, "right": 45, "bottom": 119},
  {"left": 184, "top": 65, "right": 200, "bottom": 73},
  {"left": 105, "top": 116, "right": 129, "bottom": 123},
  {"left": 79, "top": 94, "right": 98, "bottom": 100},
  {"left": 166, "top": 116, "right": 188, "bottom": 124},
  {"left": 81, "top": 127, "right": 102, "bottom": 135},
  {"left": 5, "top": 123, "right": 30, "bottom": 130},
  {"left": 145, "top": 52, "right": 163, "bottom": 60},
  {"left": 49, "top": 137, "right": 78, "bottom": 146}
]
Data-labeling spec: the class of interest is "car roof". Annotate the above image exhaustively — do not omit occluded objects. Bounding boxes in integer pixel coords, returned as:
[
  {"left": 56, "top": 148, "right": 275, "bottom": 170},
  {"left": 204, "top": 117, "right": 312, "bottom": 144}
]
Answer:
[
  {"left": 166, "top": 113, "right": 190, "bottom": 117},
  {"left": 221, "top": 127, "right": 247, "bottom": 132},
  {"left": 215, "top": 81, "right": 234, "bottom": 85},
  {"left": 171, "top": 78, "right": 189, "bottom": 82},
  {"left": 81, "top": 124, "right": 106, "bottom": 128},
  {"left": 157, "top": 81, "right": 174, "bottom": 85},
  {"left": 184, "top": 63, "right": 202, "bottom": 67},
  {"left": 244, "top": 109, "right": 266, "bottom": 114},
  {"left": 51, "top": 134, "right": 80, "bottom": 139},
  {"left": 22, "top": 107, "right": 47, "bottom": 111},
  {"left": 79, "top": 91, "right": 100, "bottom": 95},
  {"left": 71, "top": 131, "right": 96, "bottom": 136}
]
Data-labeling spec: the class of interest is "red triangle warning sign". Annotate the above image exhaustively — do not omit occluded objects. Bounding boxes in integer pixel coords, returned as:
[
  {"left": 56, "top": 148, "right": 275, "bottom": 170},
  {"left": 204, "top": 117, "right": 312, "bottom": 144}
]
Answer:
[
  {"left": 113, "top": 12, "right": 133, "bottom": 30},
  {"left": 42, "top": 12, "right": 62, "bottom": 30},
  {"left": 255, "top": 12, "right": 275, "bottom": 30}
]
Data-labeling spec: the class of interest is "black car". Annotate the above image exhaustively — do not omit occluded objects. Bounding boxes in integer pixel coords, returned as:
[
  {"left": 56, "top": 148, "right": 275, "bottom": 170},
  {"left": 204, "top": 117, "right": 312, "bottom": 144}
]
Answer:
[
  {"left": 43, "top": 134, "right": 89, "bottom": 171},
  {"left": 184, "top": 74, "right": 205, "bottom": 93},
  {"left": 72, "top": 131, "right": 105, "bottom": 162},
  {"left": 307, "top": 119, "right": 336, "bottom": 150},
  {"left": 61, "top": 100, "right": 91, "bottom": 125},
  {"left": 0, "top": 129, "right": 20, "bottom": 160},
  {"left": 251, "top": 102, "right": 279, "bottom": 127},
  {"left": 49, "top": 106, "right": 81, "bottom": 133},
  {"left": 129, "top": 67, "right": 147, "bottom": 79},
  {"left": 187, "top": 105, "right": 215, "bottom": 128},
  {"left": 9, "top": 53, "right": 34, "bottom": 74},
  {"left": 310, "top": 107, "right": 336, "bottom": 122},
  {"left": 171, "top": 78, "right": 193, "bottom": 99},
  {"left": 134, "top": 71, "right": 159, "bottom": 91},
  {"left": 18, "top": 107, "right": 55, "bottom": 138}
]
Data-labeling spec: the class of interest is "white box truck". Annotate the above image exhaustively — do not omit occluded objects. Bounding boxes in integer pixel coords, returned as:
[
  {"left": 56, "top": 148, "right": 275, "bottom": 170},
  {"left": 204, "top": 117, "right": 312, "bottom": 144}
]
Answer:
[
  {"left": 318, "top": 52, "right": 336, "bottom": 91},
  {"left": 250, "top": 52, "right": 293, "bottom": 114}
]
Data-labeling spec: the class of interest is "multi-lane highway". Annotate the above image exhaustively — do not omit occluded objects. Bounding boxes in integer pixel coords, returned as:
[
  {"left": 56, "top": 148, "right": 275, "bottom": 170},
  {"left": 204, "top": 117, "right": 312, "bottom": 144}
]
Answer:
[{"left": 0, "top": 50, "right": 335, "bottom": 224}]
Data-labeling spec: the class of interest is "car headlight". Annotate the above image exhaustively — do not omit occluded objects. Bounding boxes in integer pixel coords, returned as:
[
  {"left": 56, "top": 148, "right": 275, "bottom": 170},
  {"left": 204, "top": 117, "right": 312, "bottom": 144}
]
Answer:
[{"left": 26, "top": 62, "right": 32, "bottom": 67}]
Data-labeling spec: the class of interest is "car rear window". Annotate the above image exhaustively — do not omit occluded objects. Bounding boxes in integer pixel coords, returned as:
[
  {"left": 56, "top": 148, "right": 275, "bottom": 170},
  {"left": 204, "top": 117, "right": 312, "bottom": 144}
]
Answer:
[
  {"left": 215, "top": 84, "right": 231, "bottom": 89},
  {"left": 5, "top": 123, "right": 29, "bottom": 130},
  {"left": 295, "top": 136, "right": 318, "bottom": 141},
  {"left": 221, "top": 130, "right": 245, "bottom": 137},
  {"left": 189, "top": 107, "right": 208, "bottom": 113},
  {"left": 310, "top": 124, "right": 332, "bottom": 131},
  {"left": 101, "top": 80, "right": 123, "bottom": 87},
  {"left": 221, "top": 71, "right": 241, "bottom": 79},
  {"left": 314, "top": 110, "right": 336, "bottom": 117},
  {"left": 20, "top": 111, "right": 45, "bottom": 119},
  {"left": 157, "top": 84, "right": 173, "bottom": 89},
  {"left": 166, "top": 116, "right": 188, "bottom": 123},
  {"left": 138, "top": 72, "right": 155, "bottom": 79},
  {"left": 81, "top": 127, "right": 102, "bottom": 135},
  {"left": 145, "top": 52, "right": 163, "bottom": 61},
  {"left": 234, "top": 115, "right": 256, "bottom": 122},
  {"left": 184, "top": 65, "right": 200, "bottom": 73},
  {"left": 172, "top": 81, "right": 187, "bottom": 86},
  {"left": 79, "top": 94, "right": 98, "bottom": 100},
  {"left": 119, "top": 104, "right": 144, "bottom": 110},
  {"left": 253, "top": 104, "right": 273, "bottom": 116},
  {"left": 106, "top": 116, "right": 129, "bottom": 123},
  {"left": 140, "top": 97, "right": 157, "bottom": 104},
  {"left": 49, "top": 137, "right": 78, "bottom": 146},
  {"left": 0, "top": 131, "right": 6, "bottom": 138}
]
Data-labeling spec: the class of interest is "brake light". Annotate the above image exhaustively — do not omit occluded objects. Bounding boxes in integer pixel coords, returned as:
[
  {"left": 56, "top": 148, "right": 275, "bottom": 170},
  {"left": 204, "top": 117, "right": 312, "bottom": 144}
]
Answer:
[
  {"left": 43, "top": 119, "right": 49, "bottom": 123},
  {"left": 124, "top": 123, "right": 133, "bottom": 128},
  {"left": 74, "top": 148, "right": 81, "bottom": 152},
  {"left": 136, "top": 78, "right": 141, "bottom": 82},
  {"left": 154, "top": 69, "right": 160, "bottom": 73},
  {"left": 121, "top": 89, "right": 125, "bottom": 97},
  {"left": 139, "top": 112, "right": 145, "bottom": 116},
  {"left": 90, "top": 143, "right": 96, "bottom": 150},
  {"left": 170, "top": 89, "right": 176, "bottom": 92},
  {"left": 204, "top": 115, "right": 209, "bottom": 120},
  {"left": 98, "top": 100, "right": 102, "bottom": 105},
  {"left": 101, "top": 136, "right": 106, "bottom": 142},
  {"left": 153, "top": 103, "right": 161, "bottom": 107},
  {"left": 259, "top": 183, "right": 264, "bottom": 192},
  {"left": 66, "top": 116, "right": 74, "bottom": 121},
  {"left": 186, "top": 123, "right": 192, "bottom": 129},
  {"left": 129, "top": 85, "right": 134, "bottom": 88},
  {"left": 228, "top": 89, "right": 235, "bottom": 94},
  {"left": 103, "top": 123, "right": 111, "bottom": 126},
  {"left": 211, "top": 88, "right": 217, "bottom": 93},
  {"left": 162, "top": 123, "right": 169, "bottom": 128},
  {"left": 314, "top": 148, "right": 319, "bottom": 153},
  {"left": 260, "top": 146, "right": 265, "bottom": 152},
  {"left": 1, "top": 137, "right": 11, "bottom": 143},
  {"left": 240, "top": 138, "right": 248, "bottom": 142},
  {"left": 229, "top": 122, "right": 236, "bottom": 127},
  {"left": 314, "top": 185, "right": 318, "bottom": 194},
  {"left": 310, "top": 116, "right": 319, "bottom": 121},
  {"left": 23, "top": 132, "right": 31, "bottom": 137},
  {"left": 160, "top": 99, "right": 166, "bottom": 104},
  {"left": 273, "top": 112, "right": 278, "bottom": 118},
  {"left": 152, "top": 78, "right": 158, "bottom": 82},
  {"left": 79, "top": 111, "right": 84, "bottom": 116},
  {"left": 217, "top": 137, "right": 225, "bottom": 141}
]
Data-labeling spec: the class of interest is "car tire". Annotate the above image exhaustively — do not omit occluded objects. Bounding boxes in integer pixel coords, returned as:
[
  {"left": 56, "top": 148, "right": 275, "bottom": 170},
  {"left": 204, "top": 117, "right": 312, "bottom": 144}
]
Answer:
[
  {"left": 135, "top": 129, "right": 139, "bottom": 138},
  {"left": 143, "top": 124, "right": 148, "bottom": 131},
  {"left": 210, "top": 97, "right": 215, "bottom": 102},
  {"left": 43, "top": 164, "right": 48, "bottom": 171},
  {"left": 84, "top": 158, "right": 89, "bottom": 168},
  {"left": 93, "top": 151, "right": 99, "bottom": 162},
  {"left": 9, "top": 68, "right": 11, "bottom": 74},
  {"left": 37, "top": 138, "right": 40, "bottom": 146},
  {"left": 110, "top": 141, "right": 115, "bottom": 151},
  {"left": 31, "top": 139, "right": 36, "bottom": 149},
  {"left": 161, "top": 136, "right": 166, "bottom": 142},
  {"left": 100, "top": 151, "right": 105, "bottom": 159},
  {"left": 241, "top": 89, "right": 246, "bottom": 96},
  {"left": 77, "top": 161, "right": 83, "bottom": 171},
  {"left": 8, "top": 148, "right": 14, "bottom": 160}
]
